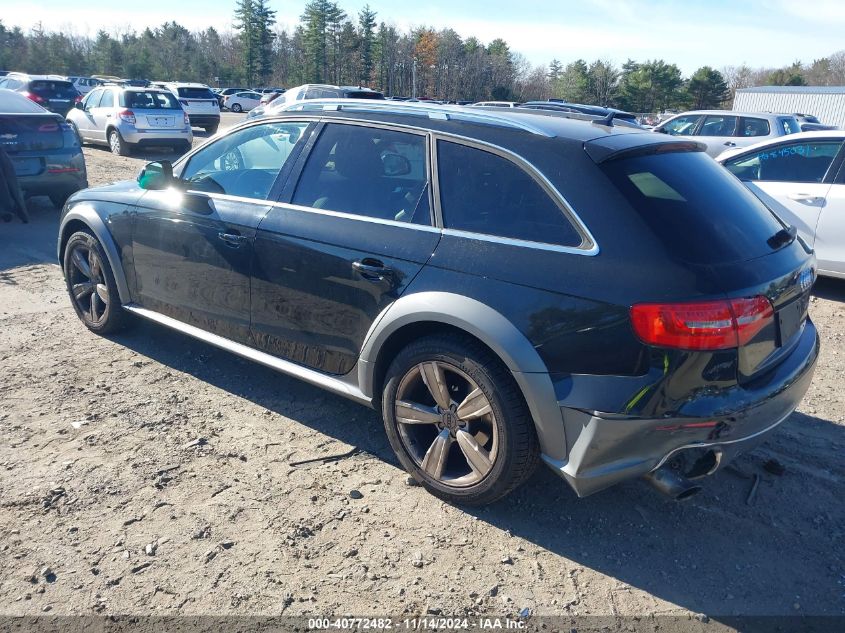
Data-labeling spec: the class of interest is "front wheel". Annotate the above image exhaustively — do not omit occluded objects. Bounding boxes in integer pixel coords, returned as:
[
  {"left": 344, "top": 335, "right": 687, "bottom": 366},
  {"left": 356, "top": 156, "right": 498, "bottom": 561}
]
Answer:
[
  {"left": 63, "top": 230, "right": 129, "bottom": 334},
  {"left": 382, "top": 334, "right": 540, "bottom": 505},
  {"left": 231, "top": 103, "right": 242, "bottom": 113}
]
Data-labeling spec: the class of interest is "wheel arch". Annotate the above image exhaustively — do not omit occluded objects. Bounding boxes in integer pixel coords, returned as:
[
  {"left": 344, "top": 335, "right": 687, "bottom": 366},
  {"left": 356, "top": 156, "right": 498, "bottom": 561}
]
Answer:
[
  {"left": 358, "top": 292, "right": 567, "bottom": 460},
  {"left": 58, "top": 204, "right": 132, "bottom": 304}
]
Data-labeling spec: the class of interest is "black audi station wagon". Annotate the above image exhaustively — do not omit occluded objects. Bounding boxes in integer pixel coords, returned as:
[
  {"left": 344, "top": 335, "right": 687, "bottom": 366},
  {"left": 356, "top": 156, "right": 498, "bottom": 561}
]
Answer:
[{"left": 58, "top": 101, "right": 819, "bottom": 504}]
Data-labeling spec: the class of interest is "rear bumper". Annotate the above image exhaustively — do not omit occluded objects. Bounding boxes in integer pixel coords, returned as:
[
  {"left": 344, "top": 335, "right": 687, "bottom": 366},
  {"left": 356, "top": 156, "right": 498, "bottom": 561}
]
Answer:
[
  {"left": 121, "top": 128, "right": 193, "bottom": 146},
  {"left": 543, "top": 318, "right": 820, "bottom": 497},
  {"left": 187, "top": 114, "right": 220, "bottom": 128},
  {"left": 16, "top": 149, "right": 88, "bottom": 198}
]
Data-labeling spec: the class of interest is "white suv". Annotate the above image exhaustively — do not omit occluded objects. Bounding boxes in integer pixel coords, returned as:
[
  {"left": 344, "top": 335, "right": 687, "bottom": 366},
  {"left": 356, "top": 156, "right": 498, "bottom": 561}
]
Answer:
[{"left": 164, "top": 82, "right": 220, "bottom": 134}]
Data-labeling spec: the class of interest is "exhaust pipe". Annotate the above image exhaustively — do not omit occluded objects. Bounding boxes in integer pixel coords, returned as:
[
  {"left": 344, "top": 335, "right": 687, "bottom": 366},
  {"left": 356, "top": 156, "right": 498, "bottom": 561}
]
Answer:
[{"left": 644, "top": 466, "right": 702, "bottom": 501}]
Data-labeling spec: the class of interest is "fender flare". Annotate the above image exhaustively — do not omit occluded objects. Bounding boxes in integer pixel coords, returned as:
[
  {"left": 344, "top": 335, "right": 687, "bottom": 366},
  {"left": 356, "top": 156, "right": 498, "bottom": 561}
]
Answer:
[
  {"left": 357, "top": 291, "right": 567, "bottom": 461},
  {"left": 57, "top": 203, "right": 132, "bottom": 304}
]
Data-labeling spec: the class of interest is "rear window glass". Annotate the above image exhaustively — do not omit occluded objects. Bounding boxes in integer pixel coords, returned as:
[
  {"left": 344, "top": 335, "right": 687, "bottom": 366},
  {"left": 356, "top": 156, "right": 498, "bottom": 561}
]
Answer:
[
  {"left": 601, "top": 151, "right": 785, "bottom": 264},
  {"left": 30, "top": 81, "right": 77, "bottom": 98},
  {"left": 122, "top": 91, "right": 180, "bottom": 109},
  {"left": 739, "top": 117, "right": 770, "bottom": 137},
  {"left": 780, "top": 118, "right": 801, "bottom": 135},
  {"left": 177, "top": 87, "right": 215, "bottom": 99}
]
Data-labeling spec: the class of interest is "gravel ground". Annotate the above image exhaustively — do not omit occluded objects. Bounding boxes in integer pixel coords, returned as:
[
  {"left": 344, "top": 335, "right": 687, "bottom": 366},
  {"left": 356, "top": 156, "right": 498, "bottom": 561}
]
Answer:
[{"left": 1, "top": 119, "right": 843, "bottom": 627}]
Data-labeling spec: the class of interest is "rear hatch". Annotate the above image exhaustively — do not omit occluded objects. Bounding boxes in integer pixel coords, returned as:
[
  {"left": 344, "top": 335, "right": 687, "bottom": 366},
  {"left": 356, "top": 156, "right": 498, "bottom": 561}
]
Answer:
[
  {"left": 28, "top": 80, "right": 78, "bottom": 115},
  {"left": 122, "top": 90, "right": 184, "bottom": 130},
  {"left": 591, "top": 138, "right": 815, "bottom": 380},
  {"left": 176, "top": 87, "right": 218, "bottom": 114}
]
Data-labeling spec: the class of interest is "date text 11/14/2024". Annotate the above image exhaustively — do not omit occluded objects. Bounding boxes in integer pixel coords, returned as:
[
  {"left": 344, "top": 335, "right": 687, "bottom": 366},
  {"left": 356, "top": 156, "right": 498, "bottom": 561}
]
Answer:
[{"left": 307, "top": 617, "right": 528, "bottom": 630}]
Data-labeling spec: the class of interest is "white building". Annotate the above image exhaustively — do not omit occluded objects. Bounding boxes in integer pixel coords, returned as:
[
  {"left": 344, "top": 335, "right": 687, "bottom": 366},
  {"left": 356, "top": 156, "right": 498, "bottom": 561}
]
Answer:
[{"left": 733, "top": 86, "right": 845, "bottom": 128}]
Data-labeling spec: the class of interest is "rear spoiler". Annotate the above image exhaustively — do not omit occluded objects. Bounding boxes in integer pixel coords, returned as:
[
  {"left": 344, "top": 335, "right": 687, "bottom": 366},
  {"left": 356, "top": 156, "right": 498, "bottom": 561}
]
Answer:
[{"left": 584, "top": 135, "right": 707, "bottom": 164}]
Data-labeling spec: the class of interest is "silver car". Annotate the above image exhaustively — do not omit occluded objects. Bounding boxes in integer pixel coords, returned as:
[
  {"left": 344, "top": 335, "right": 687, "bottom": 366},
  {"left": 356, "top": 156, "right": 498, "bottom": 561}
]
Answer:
[
  {"left": 654, "top": 110, "right": 801, "bottom": 157},
  {"left": 67, "top": 86, "right": 193, "bottom": 156}
]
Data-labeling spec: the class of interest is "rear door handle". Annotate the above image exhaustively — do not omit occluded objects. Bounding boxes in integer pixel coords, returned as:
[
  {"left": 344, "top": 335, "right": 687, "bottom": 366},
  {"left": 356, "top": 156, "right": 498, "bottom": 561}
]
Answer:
[
  {"left": 787, "top": 193, "right": 823, "bottom": 203},
  {"left": 352, "top": 259, "right": 393, "bottom": 281},
  {"left": 218, "top": 231, "right": 247, "bottom": 247},
  {"left": 724, "top": 141, "right": 736, "bottom": 147}
]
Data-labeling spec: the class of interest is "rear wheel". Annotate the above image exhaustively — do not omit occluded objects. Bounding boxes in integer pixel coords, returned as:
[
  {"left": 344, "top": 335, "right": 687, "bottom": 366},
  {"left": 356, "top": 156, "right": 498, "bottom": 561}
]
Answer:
[
  {"left": 63, "top": 230, "right": 128, "bottom": 334},
  {"left": 382, "top": 334, "right": 540, "bottom": 505},
  {"left": 231, "top": 103, "right": 243, "bottom": 113},
  {"left": 204, "top": 124, "right": 219, "bottom": 135},
  {"left": 108, "top": 129, "right": 131, "bottom": 156}
]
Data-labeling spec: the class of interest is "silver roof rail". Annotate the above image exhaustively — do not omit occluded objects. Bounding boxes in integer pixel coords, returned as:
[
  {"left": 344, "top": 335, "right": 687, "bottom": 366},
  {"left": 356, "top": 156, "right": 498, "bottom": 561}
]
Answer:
[{"left": 299, "top": 100, "right": 554, "bottom": 137}]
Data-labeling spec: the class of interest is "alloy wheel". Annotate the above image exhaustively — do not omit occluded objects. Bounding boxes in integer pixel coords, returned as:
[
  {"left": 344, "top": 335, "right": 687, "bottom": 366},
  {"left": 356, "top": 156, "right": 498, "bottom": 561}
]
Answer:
[
  {"left": 109, "top": 131, "right": 121, "bottom": 155},
  {"left": 395, "top": 361, "right": 498, "bottom": 487},
  {"left": 67, "top": 243, "right": 109, "bottom": 325}
]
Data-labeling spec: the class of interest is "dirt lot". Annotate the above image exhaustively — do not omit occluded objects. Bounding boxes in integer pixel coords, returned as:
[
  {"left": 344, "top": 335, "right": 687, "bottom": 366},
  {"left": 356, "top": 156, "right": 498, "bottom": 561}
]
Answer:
[{"left": 1, "top": 121, "right": 844, "bottom": 627}]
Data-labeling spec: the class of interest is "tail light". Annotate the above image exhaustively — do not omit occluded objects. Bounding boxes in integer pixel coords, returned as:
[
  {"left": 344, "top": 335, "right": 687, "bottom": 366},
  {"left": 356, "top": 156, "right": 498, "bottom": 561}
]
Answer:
[
  {"left": 118, "top": 109, "right": 136, "bottom": 124},
  {"left": 631, "top": 296, "right": 774, "bottom": 350},
  {"left": 59, "top": 121, "right": 80, "bottom": 148},
  {"left": 23, "top": 91, "right": 45, "bottom": 104},
  {"left": 183, "top": 112, "right": 190, "bottom": 125},
  {"left": 74, "top": 94, "right": 83, "bottom": 104}
]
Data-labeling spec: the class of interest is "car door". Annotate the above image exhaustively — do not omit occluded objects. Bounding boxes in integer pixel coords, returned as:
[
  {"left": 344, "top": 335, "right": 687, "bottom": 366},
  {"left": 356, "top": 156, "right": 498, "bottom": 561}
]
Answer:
[
  {"left": 723, "top": 138, "right": 843, "bottom": 249},
  {"left": 90, "top": 88, "right": 115, "bottom": 143},
  {"left": 655, "top": 114, "right": 703, "bottom": 137},
  {"left": 696, "top": 114, "right": 739, "bottom": 157},
  {"left": 131, "top": 119, "right": 314, "bottom": 344},
  {"left": 250, "top": 121, "right": 440, "bottom": 375},
  {"left": 74, "top": 88, "right": 102, "bottom": 139},
  {"left": 814, "top": 160, "right": 845, "bottom": 276}
]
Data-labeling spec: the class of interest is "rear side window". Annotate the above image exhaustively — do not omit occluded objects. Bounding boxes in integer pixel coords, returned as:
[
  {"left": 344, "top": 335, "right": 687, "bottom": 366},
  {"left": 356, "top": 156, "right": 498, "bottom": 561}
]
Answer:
[
  {"left": 177, "top": 87, "right": 215, "bottom": 100},
  {"left": 437, "top": 140, "right": 582, "bottom": 247},
  {"left": 739, "top": 117, "right": 770, "bottom": 137},
  {"left": 724, "top": 140, "right": 843, "bottom": 183},
  {"left": 601, "top": 151, "right": 785, "bottom": 264},
  {"left": 698, "top": 115, "right": 737, "bottom": 137},
  {"left": 293, "top": 124, "right": 430, "bottom": 225}
]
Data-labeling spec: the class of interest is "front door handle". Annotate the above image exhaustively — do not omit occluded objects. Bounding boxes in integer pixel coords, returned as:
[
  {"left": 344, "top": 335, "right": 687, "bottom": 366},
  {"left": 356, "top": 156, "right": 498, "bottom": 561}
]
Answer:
[
  {"left": 352, "top": 258, "right": 393, "bottom": 281},
  {"left": 218, "top": 231, "right": 247, "bottom": 247},
  {"left": 787, "top": 193, "right": 823, "bottom": 203},
  {"left": 724, "top": 141, "right": 736, "bottom": 147}
]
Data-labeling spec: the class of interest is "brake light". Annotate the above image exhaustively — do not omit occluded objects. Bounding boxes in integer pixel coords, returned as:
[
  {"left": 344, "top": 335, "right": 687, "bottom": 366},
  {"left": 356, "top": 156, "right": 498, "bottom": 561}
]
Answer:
[
  {"left": 74, "top": 94, "right": 83, "bottom": 104},
  {"left": 630, "top": 296, "right": 774, "bottom": 350},
  {"left": 118, "top": 109, "right": 136, "bottom": 124},
  {"left": 183, "top": 112, "right": 190, "bottom": 125},
  {"left": 23, "top": 91, "right": 45, "bottom": 104}
]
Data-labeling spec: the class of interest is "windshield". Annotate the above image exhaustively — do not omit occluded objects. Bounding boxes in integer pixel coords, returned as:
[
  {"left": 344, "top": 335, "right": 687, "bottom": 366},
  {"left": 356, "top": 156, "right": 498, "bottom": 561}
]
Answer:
[
  {"left": 30, "top": 81, "right": 77, "bottom": 98},
  {"left": 121, "top": 91, "right": 180, "bottom": 109},
  {"left": 601, "top": 151, "right": 785, "bottom": 265}
]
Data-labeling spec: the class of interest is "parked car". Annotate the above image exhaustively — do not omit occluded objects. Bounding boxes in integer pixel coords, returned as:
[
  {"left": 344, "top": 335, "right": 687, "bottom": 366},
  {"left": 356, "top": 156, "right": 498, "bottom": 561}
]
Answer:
[
  {"left": 164, "top": 82, "right": 220, "bottom": 134},
  {"left": 216, "top": 87, "right": 248, "bottom": 109},
  {"left": 654, "top": 110, "right": 801, "bottom": 157},
  {"left": 66, "top": 85, "right": 192, "bottom": 155},
  {"left": 0, "top": 73, "right": 82, "bottom": 116},
  {"left": 259, "top": 91, "right": 283, "bottom": 106},
  {"left": 0, "top": 89, "right": 87, "bottom": 207},
  {"left": 66, "top": 76, "right": 104, "bottom": 95},
  {"left": 718, "top": 131, "right": 845, "bottom": 279},
  {"left": 248, "top": 84, "right": 384, "bottom": 118},
  {"left": 57, "top": 103, "right": 819, "bottom": 505},
  {"left": 533, "top": 100, "right": 640, "bottom": 125},
  {"left": 223, "top": 91, "right": 262, "bottom": 112}
]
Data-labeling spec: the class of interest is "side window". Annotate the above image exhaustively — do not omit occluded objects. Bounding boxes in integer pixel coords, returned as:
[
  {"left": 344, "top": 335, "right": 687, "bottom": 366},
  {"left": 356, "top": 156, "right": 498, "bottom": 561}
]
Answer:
[
  {"left": 698, "top": 115, "right": 738, "bottom": 137},
  {"left": 661, "top": 115, "right": 702, "bottom": 136},
  {"left": 83, "top": 89, "right": 103, "bottom": 110},
  {"left": 724, "top": 141, "right": 843, "bottom": 183},
  {"left": 437, "top": 140, "right": 583, "bottom": 248},
  {"left": 99, "top": 90, "right": 114, "bottom": 108},
  {"left": 739, "top": 117, "right": 770, "bottom": 137},
  {"left": 180, "top": 121, "right": 310, "bottom": 199},
  {"left": 292, "top": 124, "right": 430, "bottom": 225}
]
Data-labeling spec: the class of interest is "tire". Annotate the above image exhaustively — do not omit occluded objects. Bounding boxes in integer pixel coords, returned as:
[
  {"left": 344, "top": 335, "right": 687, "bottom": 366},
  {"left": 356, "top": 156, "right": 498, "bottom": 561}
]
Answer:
[
  {"left": 382, "top": 334, "right": 540, "bottom": 505},
  {"left": 108, "top": 129, "right": 131, "bottom": 156},
  {"left": 205, "top": 124, "right": 219, "bottom": 135},
  {"left": 231, "top": 103, "right": 242, "bottom": 113},
  {"left": 174, "top": 140, "right": 193, "bottom": 155},
  {"left": 63, "top": 230, "right": 129, "bottom": 335}
]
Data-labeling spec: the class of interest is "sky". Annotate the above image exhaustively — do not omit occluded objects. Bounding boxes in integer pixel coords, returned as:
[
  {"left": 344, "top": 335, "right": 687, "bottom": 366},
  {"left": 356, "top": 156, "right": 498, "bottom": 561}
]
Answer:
[{"left": 5, "top": 0, "right": 845, "bottom": 74}]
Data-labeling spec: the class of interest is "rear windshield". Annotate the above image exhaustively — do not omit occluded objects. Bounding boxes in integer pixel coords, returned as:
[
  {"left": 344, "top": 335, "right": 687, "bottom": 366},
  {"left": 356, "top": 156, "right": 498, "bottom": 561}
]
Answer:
[
  {"left": 30, "top": 81, "right": 77, "bottom": 98},
  {"left": 345, "top": 91, "right": 384, "bottom": 100},
  {"left": 176, "top": 87, "right": 215, "bottom": 100},
  {"left": 121, "top": 91, "right": 180, "bottom": 109},
  {"left": 780, "top": 117, "right": 801, "bottom": 135},
  {"left": 600, "top": 151, "right": 785, "bottom": 265}
]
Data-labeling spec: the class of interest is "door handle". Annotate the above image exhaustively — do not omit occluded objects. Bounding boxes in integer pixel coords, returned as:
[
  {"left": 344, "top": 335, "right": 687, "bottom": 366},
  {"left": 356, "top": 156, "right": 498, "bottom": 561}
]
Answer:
[
  {"left": 787, "top": 193, "right": 822, "bottom": 203},
  {"left": 352, "top": 259, "right": 393, "bottom": 281},
  {"left": 724, "top": 141, "right": 736, "bottom": 147},
  {"left": 218, "top": 231, "right": 246, "bottom": 247}
]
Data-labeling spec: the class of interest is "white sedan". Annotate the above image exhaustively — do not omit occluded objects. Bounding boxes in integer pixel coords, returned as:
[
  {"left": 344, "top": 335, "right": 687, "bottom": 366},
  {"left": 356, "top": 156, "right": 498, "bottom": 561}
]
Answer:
[
  {"left": 223, "top": 91, "right": 262, "bottom": 112},
  {"left": 717, "top": 131, "right": 845, "bottom": 279}
]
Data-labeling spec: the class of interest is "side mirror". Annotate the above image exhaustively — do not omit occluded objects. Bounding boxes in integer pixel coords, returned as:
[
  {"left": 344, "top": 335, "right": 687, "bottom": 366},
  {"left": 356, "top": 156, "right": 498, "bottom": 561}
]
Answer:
[
  {"left": 381, "top": 152, "right": 411, "bottom": 177},
  {"left": 137, "top": 160, "right": 174, "bottom": 190},
  {"left": 74, "top": 101, "right": 84, "bottom": 110}
]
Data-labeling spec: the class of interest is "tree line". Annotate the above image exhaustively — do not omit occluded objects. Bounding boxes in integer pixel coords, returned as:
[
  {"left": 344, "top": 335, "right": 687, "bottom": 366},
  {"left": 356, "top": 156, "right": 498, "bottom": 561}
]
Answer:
[{"left": 2, "top": 1, "right": 845, "bottom": 111}]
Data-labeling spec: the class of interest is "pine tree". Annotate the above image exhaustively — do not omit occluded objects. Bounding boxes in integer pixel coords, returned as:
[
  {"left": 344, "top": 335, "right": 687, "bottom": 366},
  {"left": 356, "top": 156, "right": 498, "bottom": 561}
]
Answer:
[{"left": 358, "top": 5, "right": 377, "bottom": 86}]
